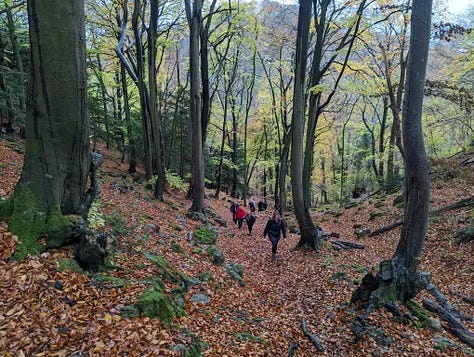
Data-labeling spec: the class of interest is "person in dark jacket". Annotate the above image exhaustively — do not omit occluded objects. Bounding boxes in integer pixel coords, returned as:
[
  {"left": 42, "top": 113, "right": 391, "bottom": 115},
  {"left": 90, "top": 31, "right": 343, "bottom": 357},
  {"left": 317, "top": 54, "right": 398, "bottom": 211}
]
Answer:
[
  {"left": 245, "top": 213, "right": 256, "bottom": 236},
  {"left": 229, "top": 201, "right": 238, "bottom": 223},
  {"left": 263, "top": 210, "right": 287, "bottom": 261}
]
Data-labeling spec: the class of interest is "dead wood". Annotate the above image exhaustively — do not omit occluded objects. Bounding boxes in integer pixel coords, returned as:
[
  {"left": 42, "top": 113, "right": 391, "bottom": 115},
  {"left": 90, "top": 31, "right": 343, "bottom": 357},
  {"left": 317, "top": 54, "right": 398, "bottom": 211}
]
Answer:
[
  {"left": 301, "top": 317, "right": 324, "bottom": 352},
  {"left": 450, "top": 287, "right": 474, "bottom": 306},
  {"left": 369, "top": 196, "right": 474, "bottom": 237},
  {"left": 427, "top": 284, "right": 473, "bottom": 322},
  {"left": 287, "top": 342, "right": 298, "bottom": 357},
  {"left": 423, "top": 298, "right": 474, "bottom": 349},
  {"left": 331, "top": 240, "right": 365, "bottom": 250}
]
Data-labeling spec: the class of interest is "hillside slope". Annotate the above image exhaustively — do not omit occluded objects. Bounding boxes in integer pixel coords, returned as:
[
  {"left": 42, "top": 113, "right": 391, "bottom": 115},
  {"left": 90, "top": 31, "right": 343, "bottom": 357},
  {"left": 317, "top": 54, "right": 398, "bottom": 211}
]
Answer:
[{"left": 1, "top": 138, "right": 473, "bottom": 356}]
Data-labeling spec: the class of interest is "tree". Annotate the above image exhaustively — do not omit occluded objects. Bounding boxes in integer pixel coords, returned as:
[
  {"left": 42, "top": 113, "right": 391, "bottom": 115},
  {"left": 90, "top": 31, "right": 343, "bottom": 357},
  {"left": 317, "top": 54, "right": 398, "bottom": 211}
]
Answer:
[
  {"left": 352, "top": 0, "right": 432, "bottom": 306},
  {"left": 0, "top": 0, "right": 91, "bottom": 259},
  {"left": 291, "top": 0, "right": 319, "bottom": 250},
  {"left": 185, "top": 0, "right": 205, "bottom": 213}
]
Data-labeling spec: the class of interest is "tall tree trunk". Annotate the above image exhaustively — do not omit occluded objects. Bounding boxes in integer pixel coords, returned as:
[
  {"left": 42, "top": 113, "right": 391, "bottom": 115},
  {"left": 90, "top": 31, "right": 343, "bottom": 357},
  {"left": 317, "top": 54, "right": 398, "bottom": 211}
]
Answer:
[
  {"left": 185, "top": 0, "right": 205, "bottom": 212},
  {"left": 356, "top": 0, "right": 432, "bottom": 306},
  {"left": 149, "top": 0, "right": 166, "bottom": 200},
  {"left": 291, "top": 0, "right": 319, "bottom": 250},
  {"left": 120, "top": 63, "right": 137, "bottom": 173},
  {"left": 1, "top": 0, "right": 91, "bottom": 259},
  {"left": 95, "top": 53, "right": 110, "bottom": 149}
]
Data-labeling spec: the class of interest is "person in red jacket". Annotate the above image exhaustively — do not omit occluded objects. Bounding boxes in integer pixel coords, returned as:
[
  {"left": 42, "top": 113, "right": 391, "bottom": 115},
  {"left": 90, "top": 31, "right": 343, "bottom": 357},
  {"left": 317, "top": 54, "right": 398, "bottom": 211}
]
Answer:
[{"left": 235, "top": 204, "right": 247, "bottom": 228}]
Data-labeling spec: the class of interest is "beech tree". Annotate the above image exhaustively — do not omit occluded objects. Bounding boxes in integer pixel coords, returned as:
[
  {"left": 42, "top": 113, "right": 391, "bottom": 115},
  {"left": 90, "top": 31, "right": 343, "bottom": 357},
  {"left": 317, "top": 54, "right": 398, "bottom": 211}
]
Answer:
[
  {"left": 0, "top": 0, "right": 91, "bottom": 259},
  {"left": 353, "top": 0, "right": 432, "bottom": 305},
  {"left": 185, "top": 0, "right": 205, "bottom": 212}
]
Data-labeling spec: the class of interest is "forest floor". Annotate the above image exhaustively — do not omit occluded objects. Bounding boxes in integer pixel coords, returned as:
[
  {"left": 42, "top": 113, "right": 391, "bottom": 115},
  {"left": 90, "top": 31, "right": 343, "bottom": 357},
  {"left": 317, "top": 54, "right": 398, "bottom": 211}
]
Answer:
[{"left": 1, "top": 136, "right": 473, "bottom": 356}]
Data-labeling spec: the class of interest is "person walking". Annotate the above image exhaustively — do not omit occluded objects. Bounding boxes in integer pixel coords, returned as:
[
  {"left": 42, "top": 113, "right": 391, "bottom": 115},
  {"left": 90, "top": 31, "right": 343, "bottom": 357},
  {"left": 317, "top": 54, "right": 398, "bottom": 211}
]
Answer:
[
  {"left": 245, "top": 213, "right": 256, "bottom": 236},
  {"left": 249, "top": 198, "right": 256, "bottom": 212},
  {"left": 235, "top": 204, "right": 247, "bottom": 228},
  {"left": 263, "top": 210, "right": 287, "bottom": 261}
]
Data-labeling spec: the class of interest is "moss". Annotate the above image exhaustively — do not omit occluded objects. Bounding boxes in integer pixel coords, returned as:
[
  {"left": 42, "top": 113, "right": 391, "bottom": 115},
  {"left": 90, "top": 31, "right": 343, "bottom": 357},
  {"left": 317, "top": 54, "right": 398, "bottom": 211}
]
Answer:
[
  {"left": 192, "top": 247, "right": 203, "bottom": 254},
  {"left": 148, "top": 254, "right": 179, "bottom": 282},
  {"left": 407, "top": 300, "right": 431, "bottom": 328},
  {"left": 224, "top": 263, "right": 244, "bottom": 286},
  {"left": 194, "top": 227, "right": 217, "bottom": 245},
  {"left": 9, "top": 185, "right": 47, "bottom": 259},
  {"left": 207, "top": 246, "right": 224, "bottom": 266},
  {"left": 57, "top": 258, "right": 83, "bottom": 273},
  {"left": 135, "top": 287, "right": 185, "bottom": 325},
  {"left": 170, "top": 240, "right": 184, "bottom": 254},
  {"left": 46, "top": 213, "right": 84, "bottom": 248},
  {"left": 8, "top": 184, "right": 86, "bottom": 259},
  {"left": 0, "top": 197, "right": 13, "bottom": 220},
  {"left": 198, "top": 272, "right": 213, "bottom": 282}
]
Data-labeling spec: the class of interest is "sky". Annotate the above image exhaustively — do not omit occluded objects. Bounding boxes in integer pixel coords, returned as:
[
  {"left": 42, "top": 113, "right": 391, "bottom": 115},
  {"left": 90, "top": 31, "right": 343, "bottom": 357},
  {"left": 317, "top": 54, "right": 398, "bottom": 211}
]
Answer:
[{"left": 448, "top": 0, "right": 473, "bottom": 14}]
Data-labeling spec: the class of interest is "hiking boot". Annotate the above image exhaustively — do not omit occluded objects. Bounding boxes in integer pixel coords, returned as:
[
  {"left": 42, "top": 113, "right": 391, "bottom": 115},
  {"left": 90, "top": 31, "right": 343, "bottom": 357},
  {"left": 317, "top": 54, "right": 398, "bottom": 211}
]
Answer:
[{"left": 271, "top": 254, "right": 276, "bottom": 261}]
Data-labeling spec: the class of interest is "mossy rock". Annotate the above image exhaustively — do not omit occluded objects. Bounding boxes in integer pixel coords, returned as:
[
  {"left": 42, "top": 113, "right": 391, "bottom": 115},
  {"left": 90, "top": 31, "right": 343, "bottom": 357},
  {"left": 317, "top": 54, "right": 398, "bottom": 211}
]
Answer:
[
  {"left": 207, "top": 246, "right": 224, "bottom": 266},
  {"left": 135, "top": 287, "right": 185, "bottom": 324},
  {"left": 224, "top": 263, "right": 244, "bottom": 286},
  {"left": 192, "top": 247, "right": 203, "bottom": 254},
  {"left": 145, "top": 253, "right": 179, "bottom": 282},
  {"left": 198, "top": 272, "right": 213, "bottom": 282},
  {"left": 120, "top": 305, "right": 141, "bottom": 318},
  {"left": 174, "top": 336, "right": 208, "bottom": 357},
  {"left": 57, "top": 258, "right": 83, "bottom": 273},
  {"left": 194, "top": 227, "right": 217, "bottom": 245},
  {"left": 170, "top": 240, "right": 184, "bottom": 254}
]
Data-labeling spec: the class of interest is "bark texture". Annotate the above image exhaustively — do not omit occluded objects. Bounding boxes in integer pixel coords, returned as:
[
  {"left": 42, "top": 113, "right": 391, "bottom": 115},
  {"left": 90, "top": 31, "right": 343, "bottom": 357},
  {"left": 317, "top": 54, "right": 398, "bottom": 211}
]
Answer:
[{"left": 5, "top": 0, "right": 91, "bottom": 259}]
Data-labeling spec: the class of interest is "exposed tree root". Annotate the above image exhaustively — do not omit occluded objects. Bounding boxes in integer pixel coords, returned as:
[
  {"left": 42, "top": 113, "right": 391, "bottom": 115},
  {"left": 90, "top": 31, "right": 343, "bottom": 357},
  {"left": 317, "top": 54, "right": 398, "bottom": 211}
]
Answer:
[
  {"left": 423, "top": 298, "right": 474, "bottom": 349},
  {"left": 450, "top": 287, "right": 474, "bottom": 306},
  {"left": 300, "top": 317, "right": 324, "bottom": 352},
  {"left": 287, "top": 342, "right": 298, "bottom": 357}
]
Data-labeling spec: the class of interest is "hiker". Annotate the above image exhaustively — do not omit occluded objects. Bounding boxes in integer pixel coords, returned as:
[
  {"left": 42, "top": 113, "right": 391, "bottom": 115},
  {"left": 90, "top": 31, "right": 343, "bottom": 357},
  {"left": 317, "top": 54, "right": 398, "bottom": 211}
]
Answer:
[
  {"left": 263, "top": 210, "right": 287, "bottom": 261},
  {"left": 249, "top": 198, "right": 256, "bottom": 213},
  {"left": 229, "top": 201, "right": 238, "bottom": 223},
  {"left": 245, "top": 213, "right": 256, "bottom": 236},
  {"left": 235, "top": 204, "right": 247, "bottom": 228},
  {"left": 257, "top": 198, "right": 267, "bottom": 212}
]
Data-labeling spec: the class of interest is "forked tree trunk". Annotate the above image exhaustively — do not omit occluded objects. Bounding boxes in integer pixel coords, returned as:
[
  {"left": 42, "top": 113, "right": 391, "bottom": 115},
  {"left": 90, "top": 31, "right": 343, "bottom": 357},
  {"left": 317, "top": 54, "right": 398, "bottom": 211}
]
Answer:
[
  {"left": 0, "top": 0, "right": 91, "bottom": 259},
  {"left": 291, "top": 0, "right": 320, "bottom": 250}
]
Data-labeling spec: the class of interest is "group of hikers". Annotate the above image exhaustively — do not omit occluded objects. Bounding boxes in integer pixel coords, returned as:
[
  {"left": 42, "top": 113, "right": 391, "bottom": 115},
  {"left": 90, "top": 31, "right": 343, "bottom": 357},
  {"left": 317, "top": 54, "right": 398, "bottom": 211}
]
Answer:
[{"left": 229, "top": 198, "right": 286, "bottom": 261}]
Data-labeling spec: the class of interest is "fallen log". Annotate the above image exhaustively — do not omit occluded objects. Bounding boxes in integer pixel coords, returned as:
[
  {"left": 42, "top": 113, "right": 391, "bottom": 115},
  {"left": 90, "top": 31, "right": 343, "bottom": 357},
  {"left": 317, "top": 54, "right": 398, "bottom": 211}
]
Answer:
[
  {"left": 369, "top": 196, "right": 474, "bottom": 237},
  {"left": 423, "top": 298, "right": 474, "bottom": 349},
  {"left": 331, "top": 240, "right": 365, "bottom": 250},
  {"left": 301, "top": 317, "right": 324, "bottom": 352}
]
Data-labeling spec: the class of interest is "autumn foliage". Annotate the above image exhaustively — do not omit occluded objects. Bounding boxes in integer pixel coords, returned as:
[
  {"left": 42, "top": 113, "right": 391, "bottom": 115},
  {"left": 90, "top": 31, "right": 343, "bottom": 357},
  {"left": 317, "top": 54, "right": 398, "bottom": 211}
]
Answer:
[{"left": 1, "top": 139, "right": 473, "bottom": 356}]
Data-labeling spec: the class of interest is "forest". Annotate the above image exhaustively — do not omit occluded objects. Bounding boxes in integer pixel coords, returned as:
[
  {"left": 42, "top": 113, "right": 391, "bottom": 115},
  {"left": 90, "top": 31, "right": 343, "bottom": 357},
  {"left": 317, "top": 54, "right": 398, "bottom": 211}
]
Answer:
[{"left": 0, "top": 0, "right": 473, "bottom": 355}]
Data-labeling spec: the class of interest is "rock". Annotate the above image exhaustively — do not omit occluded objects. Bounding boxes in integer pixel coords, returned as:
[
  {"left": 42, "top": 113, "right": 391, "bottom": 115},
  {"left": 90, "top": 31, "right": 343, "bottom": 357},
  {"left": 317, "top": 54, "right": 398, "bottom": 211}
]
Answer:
[
  {"left": 207, "top": 246, "right": 225, "bottom": 266},
  {"left": 356, "top": 228, "right": 371, "bottom": 238},
  {"left": 191, "top": 293, "right": 210, "bottom": 304},
  {"left": 426, "top": 317, "right": 442, "bottom": 331}
]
